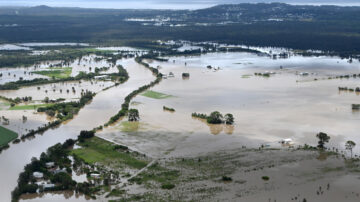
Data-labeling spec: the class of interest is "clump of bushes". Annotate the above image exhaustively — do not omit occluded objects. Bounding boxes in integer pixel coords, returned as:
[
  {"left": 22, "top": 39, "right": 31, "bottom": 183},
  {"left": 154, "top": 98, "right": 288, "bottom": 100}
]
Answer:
[
  {"left": 192, "top": 111, "right": 234, "bottom": 125},
  {"left": 339, "top": 86, "right": 360, "bottom": 93},
  {"left": 161, "top": 183, "right": 175, "bottom": 189},
  {"left": 113, "top": 145, "right": 128, "bottom": 151},
  {"left": 182, "top": 73, "right": 190, "bottom": 79},
  {"left": 254, "top": 72, "right": 270, "bottom": 77},
  {"left": 222, "top": 176, "right": 233, "bottom": 182},
  {"left": 128, "top": 109, "right": 140, "bottom": 122},
  {"left": 163, "top": 106, "right": 175, "bottom": 112},
  {"left": 78, "top": 130, "right": 95, "bottom": 142},
  {"left": 262, "top": 176, "right": 270, "bottom": 181}
]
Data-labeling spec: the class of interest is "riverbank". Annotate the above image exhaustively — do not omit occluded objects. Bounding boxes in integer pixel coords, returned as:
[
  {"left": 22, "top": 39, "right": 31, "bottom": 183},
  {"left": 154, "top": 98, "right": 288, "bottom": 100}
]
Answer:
[{"left": 0, "top": 58, "right": 156, "bottom": 201}]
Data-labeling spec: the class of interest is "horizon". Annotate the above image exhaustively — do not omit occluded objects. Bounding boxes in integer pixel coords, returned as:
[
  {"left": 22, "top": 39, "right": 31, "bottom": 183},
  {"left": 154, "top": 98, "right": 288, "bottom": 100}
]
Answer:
[{"left": 1, "top": 0, "right": 360, "bottom": 10}]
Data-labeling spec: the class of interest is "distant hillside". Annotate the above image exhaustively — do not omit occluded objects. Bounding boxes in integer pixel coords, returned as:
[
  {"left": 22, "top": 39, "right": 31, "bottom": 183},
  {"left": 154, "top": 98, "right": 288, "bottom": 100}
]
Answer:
[
  {"left": 192, "top": 3, "right": 360, "bottom": 22},
  {"left": 1, "top": 3, "right": 360, "bottom": 55},
  {"left": 1, "top": 0, "right": 360, "bottom": 9}
]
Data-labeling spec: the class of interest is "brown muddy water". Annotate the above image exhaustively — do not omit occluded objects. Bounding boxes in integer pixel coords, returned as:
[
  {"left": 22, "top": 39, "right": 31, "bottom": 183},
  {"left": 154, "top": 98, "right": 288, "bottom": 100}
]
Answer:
[
  {"left": 0, "top": 58, "right": 155, "bottom": 202},
  {"left": 0, "top": 80, "right": 114, "bottom": 101},
  {"left": 2, "top": 51, "right": 360, "bottom": 201},
  {"left": 99, "top": 52, "right": 360, "bottom": 158}
]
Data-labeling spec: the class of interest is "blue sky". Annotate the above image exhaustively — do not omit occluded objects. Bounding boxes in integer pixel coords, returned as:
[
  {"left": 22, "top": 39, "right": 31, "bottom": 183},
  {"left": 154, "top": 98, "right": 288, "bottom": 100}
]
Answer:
[{"left": 0, "top": 0, "right": 359, "bottom": 9}]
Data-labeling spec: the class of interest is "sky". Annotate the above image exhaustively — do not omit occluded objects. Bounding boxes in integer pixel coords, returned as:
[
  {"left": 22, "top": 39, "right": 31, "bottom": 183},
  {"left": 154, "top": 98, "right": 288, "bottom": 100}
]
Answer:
[{"left": 0, "top": 0, "right": 359, "bottom": 9}]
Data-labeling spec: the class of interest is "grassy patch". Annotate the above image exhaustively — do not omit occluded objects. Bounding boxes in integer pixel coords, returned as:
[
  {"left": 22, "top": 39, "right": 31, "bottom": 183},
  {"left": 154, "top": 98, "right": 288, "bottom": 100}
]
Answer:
[
  {"left": 72, "top": 137, "right": 147, "bottom": 169},
  {"left": 82, "top": 48, "right": 116, "bottom": 54},
  {"left": 0, "top": 100, "right": 10, "bottom": 110},
  {"left": 129, "top": 163, "right": 179, "bottom": 187},
  {"left": 9, "top": 103, "right": 53, "bottom": 110},
  {"left": 106, "top": 189, "right": 125, "bottom": 198},
  {"left": 0, "top": 126, "right": 18, "bottom": 147},
  {"left": 241, "top": 74, "right": 252, "bottom": 78},
  {"left": 161, "top": 183, "right": 175, "bottom": 189},
  {"left": 119, "top": 121, "right": 142, "bottom": 132},
  {"left": 141, "top": 90, "right": 173, "bottom": 99},
  {"left": 32, "top": 67, "right": 72, "bottom": 79},
  {"left": 321, "top": 166, "right": 344, "bottom": 173}
]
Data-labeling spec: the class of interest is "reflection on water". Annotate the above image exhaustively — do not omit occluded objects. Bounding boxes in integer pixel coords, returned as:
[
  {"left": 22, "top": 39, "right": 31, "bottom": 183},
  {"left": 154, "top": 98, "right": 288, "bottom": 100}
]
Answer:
[
  {"left": 224, "top": 125, "right": 234, "bottom": 135},
  {"left": 3, "top": 50, "right": 360, "bottom": 201},
  {"left": 208, "top": 124, "right": 223, "bottom": 135},
  {"left": 99, "top": 52, "right": 360, "bottom": 158}
]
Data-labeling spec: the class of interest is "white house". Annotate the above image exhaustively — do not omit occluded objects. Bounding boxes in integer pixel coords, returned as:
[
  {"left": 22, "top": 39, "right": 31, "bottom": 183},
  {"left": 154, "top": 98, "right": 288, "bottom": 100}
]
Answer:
[
  {"left": 33, "top": 172, "right": 44, "bottom": 179},
  {"left": 90, "top": 173, "right": 101, "bottom": 178},
  {"left": 45, "top": 162, "right": 55, "bottom": 168}
]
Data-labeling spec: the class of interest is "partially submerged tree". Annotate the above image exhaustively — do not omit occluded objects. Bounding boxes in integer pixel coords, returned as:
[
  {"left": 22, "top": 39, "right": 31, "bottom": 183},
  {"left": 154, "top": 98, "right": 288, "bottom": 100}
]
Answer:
[
  {"left": 128, "top": 109, "right": 140, "bottom": 122},
  {"left": 207, "top": 111, "right": 223, "bottom": 124},
  {"left": 224, "top": 113, "right": 234, "bottom": 125},
  {"left": 345, "top": 140, "right": 356, "bottom": 158},
  {"left": 316, "top": 132, "right": 330, "bottom": 149}
]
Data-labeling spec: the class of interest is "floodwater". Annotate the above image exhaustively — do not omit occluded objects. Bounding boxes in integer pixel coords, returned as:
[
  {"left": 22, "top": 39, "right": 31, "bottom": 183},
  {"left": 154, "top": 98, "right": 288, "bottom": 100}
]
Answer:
[
  {"left": 0, "top": 55, "right": 113, "bottom": 84},
  {"left": 0, "top": 80, "right": 114, "bottom": 101},
  {"left": 0, "top": 58, "right": 155, "bottom": 202},
  {"left": 99, "top": 52, "right": 360, "bottom": 158},
  {"left": 2, "top": 50, "right": 360, "bottom": 201},
  {"left": 1, "top": 109, "right": 51, "bottom": 137}
]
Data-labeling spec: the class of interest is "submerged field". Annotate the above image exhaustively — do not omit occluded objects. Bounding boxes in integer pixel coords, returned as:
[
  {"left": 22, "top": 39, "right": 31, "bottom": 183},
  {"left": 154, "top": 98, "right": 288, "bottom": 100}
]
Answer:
[
  {"left": 9, "top": 103, "right": 53, "bottom": 110},
  {"left": 32, "top": 67, "right": 72, "bottom": 79},
  {"left": 0, "top": 126, "right": 18, "bottom": 147},
  {"left": 141, "top": 90, "right": 173, "bottom": 99},
  {"left": 2, "top": 44, "right": 360, "bottom": 202},
  {"left": 72, "top": 137, "right": 148, "bottom": 169}
]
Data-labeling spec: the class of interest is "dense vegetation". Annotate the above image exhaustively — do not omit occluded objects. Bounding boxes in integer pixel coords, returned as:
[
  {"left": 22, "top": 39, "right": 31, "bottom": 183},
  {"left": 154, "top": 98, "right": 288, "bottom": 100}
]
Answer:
[
  {"left": 2, "top": 4, "right": 360, "bottom": 56},
  {"left": 11, "top": 139, "right": 76, "bottom": 202},
  {"left": 12, "top": 130, "right": 148, "bottom": 202}
]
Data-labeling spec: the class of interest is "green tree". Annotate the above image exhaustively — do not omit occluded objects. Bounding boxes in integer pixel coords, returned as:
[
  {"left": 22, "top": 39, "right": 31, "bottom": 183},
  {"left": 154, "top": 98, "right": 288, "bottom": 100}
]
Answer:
[
  {"left": 43, "top": 97, "right": 49, "bottom": 103},
  {"left": 316, "top": 132, "right": 330, "bottom": 149},
  {"left": 207, "top": 111, "right": 223, "bottom": 124},
  {"left": 224, "top": 113, "right": 234, "bottom": 125},
  {"left": 128, "top": 109, "right": 140, "bottom": 122},
  {"left": 345, "top": 140, "right": 356, "bottom": 158}
]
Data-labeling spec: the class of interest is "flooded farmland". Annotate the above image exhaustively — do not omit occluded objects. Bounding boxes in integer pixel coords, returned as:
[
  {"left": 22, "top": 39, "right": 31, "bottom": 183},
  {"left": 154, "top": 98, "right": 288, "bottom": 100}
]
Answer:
[
  {"left": 1, "top": 49, "right": 360, "bottom": 202},
  {"left": 0, "top": 58, "right": 155, "bottom": 201},
  {"left": 2, "top": 2, "right": 360, "bottom": 201},
  {"left": 99, "top": 52, "right": 360, "bottom": 157}
]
